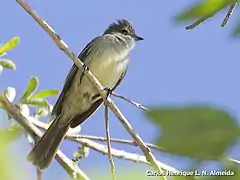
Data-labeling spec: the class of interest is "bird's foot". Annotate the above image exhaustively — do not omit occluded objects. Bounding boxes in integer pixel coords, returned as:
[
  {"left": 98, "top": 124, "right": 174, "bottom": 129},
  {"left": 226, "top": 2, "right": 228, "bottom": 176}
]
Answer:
[{"left": 102, "top": 87, "right": 112, "bottom": 97}]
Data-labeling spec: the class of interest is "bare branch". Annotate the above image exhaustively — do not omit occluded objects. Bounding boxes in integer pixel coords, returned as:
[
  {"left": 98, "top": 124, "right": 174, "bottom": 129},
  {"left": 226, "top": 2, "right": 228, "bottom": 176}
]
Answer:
[
  {"left": 30, "top": 117, "right": 179, "bottom": 173},
  {"left": 75, "top": 138, "right": 178, "bottom": 173},
  {"left": 105, "top": 104, "right": 116, "bottom": 180},
  {"left": 0, "top": 92, "right": 90, "bottom": 180},
  {"left": 69, "top": 135, "right": 165, "bottom": 152},
  {"left": 16, "top": 0, "right": 163, "bottom": 176},
  {"left": 111, "top": 92, "right": 150, "bottom": 111},
  {"left": 30, "top": 116, "right": 166, "bottom": 152},
  {"left": 221, "top": 1, "right": 238, "bottom": 27}
]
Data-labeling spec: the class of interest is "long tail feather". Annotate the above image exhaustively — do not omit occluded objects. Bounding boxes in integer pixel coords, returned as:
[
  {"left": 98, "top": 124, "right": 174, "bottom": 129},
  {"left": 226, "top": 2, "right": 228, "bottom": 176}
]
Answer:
[{"left": 27, "top": 116, "right": 69, "bottom": 169}]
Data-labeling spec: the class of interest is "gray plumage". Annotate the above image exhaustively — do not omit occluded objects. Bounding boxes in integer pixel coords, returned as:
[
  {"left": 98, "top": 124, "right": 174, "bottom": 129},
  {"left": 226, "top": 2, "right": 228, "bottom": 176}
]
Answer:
[{"left": 27, "top": 19, "right": 143, "bottom": 169}]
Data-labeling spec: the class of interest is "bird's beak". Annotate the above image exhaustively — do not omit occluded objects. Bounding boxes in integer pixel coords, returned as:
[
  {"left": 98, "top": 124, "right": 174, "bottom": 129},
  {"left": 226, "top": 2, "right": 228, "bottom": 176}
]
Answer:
[{"left": 135, "top": 35, "right": 144, "bottom": 41}]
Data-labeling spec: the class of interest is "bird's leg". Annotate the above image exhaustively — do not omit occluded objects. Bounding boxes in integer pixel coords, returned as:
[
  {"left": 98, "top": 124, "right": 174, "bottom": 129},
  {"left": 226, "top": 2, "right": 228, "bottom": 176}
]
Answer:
[{"left": 80, "top": 63, "right": 89, "bottom": 84}]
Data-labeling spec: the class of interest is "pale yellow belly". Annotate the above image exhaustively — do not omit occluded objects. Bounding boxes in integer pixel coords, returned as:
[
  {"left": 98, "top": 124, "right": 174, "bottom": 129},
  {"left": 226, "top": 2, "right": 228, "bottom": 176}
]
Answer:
[
  {"left": 61, "top": 56, "right": 129, "bottom": 119},
  {"left": 89, "top": 56, "right": 128, "bottom": 89}
]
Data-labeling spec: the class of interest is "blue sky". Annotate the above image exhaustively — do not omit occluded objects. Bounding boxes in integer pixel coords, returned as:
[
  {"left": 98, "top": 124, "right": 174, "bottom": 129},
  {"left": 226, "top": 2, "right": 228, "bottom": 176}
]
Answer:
[{"left": 1, "top": 0, "right": 240, "bottom": 180}]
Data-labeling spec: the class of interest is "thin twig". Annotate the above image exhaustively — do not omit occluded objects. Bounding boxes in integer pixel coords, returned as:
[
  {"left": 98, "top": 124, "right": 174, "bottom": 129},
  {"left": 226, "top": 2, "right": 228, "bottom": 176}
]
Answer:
[
  {"left": 29, "top": 117, "right": 179, "bottom": 173},
  {"left": 221, "top": 1, "right": 238, "bottom": 27},
  {"left": 105, "top": 104, "right": 116, "bottom": 180},
  {"left": 15, "top": 0, "right": 164, "bottom": 178},
  {"left": 30, "top": 118, "right": 164, "bottom": 152},
  {"left": 69, "top": 134, "right": 165, "bottom": 152},
  {"left": 36, "top": 168, "right": 42, "bottom": 180},
  {"left": 229, "top": 158, "right": 240, "bottom": 166},
  {"left": 111, "top": 92, "right": 150, "bottom": 111},
  {"left": 0, "top": 93, "right": 90, "bottom": 180}
]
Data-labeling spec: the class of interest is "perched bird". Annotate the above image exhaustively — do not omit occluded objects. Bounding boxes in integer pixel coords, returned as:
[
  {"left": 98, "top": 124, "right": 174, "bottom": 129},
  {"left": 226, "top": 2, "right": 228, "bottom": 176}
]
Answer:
[{"left": 27, "top": 19, "right": 143, "bottom": 169}]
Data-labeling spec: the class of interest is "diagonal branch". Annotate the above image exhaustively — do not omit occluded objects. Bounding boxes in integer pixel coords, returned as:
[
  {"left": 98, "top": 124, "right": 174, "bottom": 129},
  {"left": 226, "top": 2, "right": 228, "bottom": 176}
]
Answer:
[
  {"left": 0, "top": 92, "right": 90, "bottom": 180},
  {"left": 15, "top": 0, "right": 164, "bottom": 177}
]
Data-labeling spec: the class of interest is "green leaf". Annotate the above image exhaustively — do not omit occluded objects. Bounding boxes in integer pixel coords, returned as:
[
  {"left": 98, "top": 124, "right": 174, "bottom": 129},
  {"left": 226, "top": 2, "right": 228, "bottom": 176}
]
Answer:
[
  {"left": 0, "top": 37, "right": 20, "bottom": 56},
  {"left": 175, "top": 0, "right": 234, "bottom": 21},
  {"left": 0, "top": 59, "right": 16, "bottom": 70},
  {"left": 31, "top": 89, "right": 58, "bottom": 99},
  {"left": 0, "top": 130, "right": 23, "bottom": 180},
  {"left": 146, "top": 105, "right": 240, "bottom": 160},
  {"left": 0, "top": 124, "right": 23, "bottom": 147},
  {"left": 22, "top": 98, "right": 49, "bottom": 108},
  {"left": 20, "top": 77, "right": 38, "bottom": 100},
  {"left": 4, "top": 87, "right": 16, "bottom": 103}
]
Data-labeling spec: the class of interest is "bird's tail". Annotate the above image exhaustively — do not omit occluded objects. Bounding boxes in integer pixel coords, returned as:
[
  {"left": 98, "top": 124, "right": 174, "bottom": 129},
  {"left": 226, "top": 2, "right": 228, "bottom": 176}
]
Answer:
[{"left": 27, "top": 116, "right": 69, "bottom": 170}]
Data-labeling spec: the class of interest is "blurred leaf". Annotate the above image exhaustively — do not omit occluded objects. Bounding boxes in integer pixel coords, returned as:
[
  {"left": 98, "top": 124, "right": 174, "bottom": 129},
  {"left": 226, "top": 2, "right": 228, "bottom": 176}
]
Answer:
[
  {"left": 233, "top": 23, "right": 240, "bottom": 36},
  {"left": 0, "top": 59, "right": 16, "bottom": 70},
  {"left": 73, "top": 145, "right": 90, "bottom": 161},
  {"left": 0, "top": 124, "right": 23, "bottom": 147},
  {"left": 0, "top": 65, "right": 3, "bottom": 75},
  {"left": 171, "top": 177, "right": 194, "bottom": 180},
  {"left": 175, "top": 0, "right": 234, "bottom": 22},
  {"left": 199, "top": 161, "right": 240, "bottom": 180},
  {"left": 35, "top": 107, "right": 49, "bottom": 118},
  {"left": 26, "top": 134, "right": 35, "bottom": 145},
  {"left": 0, "top": 37, "right": 20, "bottom": 56},
  {"left": 31, "top": 89, "right": 58, "bottom": 99},
  {"left": 0, "top": 141, "right": 17, "bottom": 180},
  {"left": 20, "top": 77, "right": 38, "bottom": 100},
  {"left": 92, "top": 169, "right": 156, "bottom": 180},
  {"left": 22, "top": 98, "right": 49, "bottom": 108},
  {"left": 146, "top": 105, "right": 240, "bottom": 160},
  {"left": 4, "top": 87, "right": 16, "bottom": 103}
]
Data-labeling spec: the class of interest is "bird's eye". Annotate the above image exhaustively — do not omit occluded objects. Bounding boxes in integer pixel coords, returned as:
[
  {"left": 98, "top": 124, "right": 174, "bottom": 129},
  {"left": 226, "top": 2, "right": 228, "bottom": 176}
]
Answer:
[{"left": 121, "top": 29, "right": 128, "bottom": 35}]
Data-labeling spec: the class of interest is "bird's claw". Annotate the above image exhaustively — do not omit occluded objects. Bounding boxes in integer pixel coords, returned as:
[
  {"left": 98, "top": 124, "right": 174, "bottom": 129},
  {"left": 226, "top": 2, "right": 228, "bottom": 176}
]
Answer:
[{"left": 102, "top": 87, "right": 112, "bottom": 97}]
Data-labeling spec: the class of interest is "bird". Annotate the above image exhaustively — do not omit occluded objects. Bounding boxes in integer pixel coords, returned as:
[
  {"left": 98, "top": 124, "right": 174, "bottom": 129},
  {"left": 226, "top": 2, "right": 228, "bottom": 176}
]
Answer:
[{"left": 27, "top": 19, "right": 143, "bottom": 170}]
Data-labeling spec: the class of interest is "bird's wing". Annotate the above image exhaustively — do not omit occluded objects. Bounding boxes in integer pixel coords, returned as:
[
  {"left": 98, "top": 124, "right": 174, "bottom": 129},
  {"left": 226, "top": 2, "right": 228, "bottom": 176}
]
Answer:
[
  {"left": 69, "top": 69, "right": 128, "bottom": 128},
  {"left": 111, "top": 67, "right": 128, "bottom": 92},
  {"left": 52, "top": 36, "right": 101, "bottom": 116}
]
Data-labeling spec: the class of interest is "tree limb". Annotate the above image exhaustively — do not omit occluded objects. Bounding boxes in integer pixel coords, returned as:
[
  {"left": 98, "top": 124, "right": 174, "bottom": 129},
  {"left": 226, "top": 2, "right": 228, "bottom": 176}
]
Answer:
[{"left": 29, "top": 116, "right": 179, "bottom": 173}]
